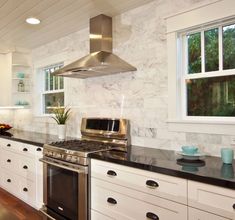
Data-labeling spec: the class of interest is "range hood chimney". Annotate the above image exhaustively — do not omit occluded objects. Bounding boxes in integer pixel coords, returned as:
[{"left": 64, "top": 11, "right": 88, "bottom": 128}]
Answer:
[{"left": 53, "top": 14, "right": 136, "bottom": 79}]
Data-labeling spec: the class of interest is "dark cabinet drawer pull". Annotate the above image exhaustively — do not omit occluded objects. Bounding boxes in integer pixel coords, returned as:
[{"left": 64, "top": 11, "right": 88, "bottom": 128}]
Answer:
[
  {"left": 7, "top": 144, "right": 11, "bottom": 147},
  {"left": 23, "top": 188, "right": 28, "bottom": 192},
  {"left": 7, "top": 159, "right": 11, "bottom": 163},
  {"left": 146, "top": 180, "right": 159, "bottom": 188},
  {"left": 23, "top": 148, "right": 28, "bottom": 152},
  {"left": 36, "top": 148, "right": 42, "bottom": 151},
  {"left": 23, "top": 165, "right": 28, "bottom": 169},
  {"left": 233, "top": 203, "right": 235, "bottom": 209},
  {"left": 146, "top": 212, "right": 159, "bottom": 220},
  {"left": 107, "top": 197, "right": 117, "bottom": 205},
  {"left": 7, "top": 179, "right": 11, "bottom": 183},
  {"left": 107, "top": 170, "right": 117, "bottom": 177}
]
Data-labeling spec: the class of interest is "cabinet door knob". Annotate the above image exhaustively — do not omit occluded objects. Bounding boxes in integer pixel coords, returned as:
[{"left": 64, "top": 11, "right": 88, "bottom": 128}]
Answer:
[
  {"left": 107, "top": 197, "right": 117, "bottom": 205},
  {"left": 7, "top": 159, "right": 11, "bottom": 163},
  {"left": 146, "top": 180, "right": 159, "bottom": 188},
  {"left": 146, "top": 212, "right": 159, "bottom": 220},
  {"left": 23, "top": 165, "right": 28, "bottom": 169},
  {"left": 23, "top": 148, "right": 28, "bottom": 152},
  {"left": 7, "top": 179, "right": 11, "bottom": 183},
  {"left": 233, "top": 203, "right": 235, "bottom": 209},
  {"left": 7, "top": 144, "right": 11, "bottom": 147},
  {"left": 107, "top": 170, "right": 117, "bottom": 177},
  {"left": 36, "top": 147, "right": 42, "bottom": 151},
  {"left": 23, "top": 187, "right": 28, "bottom": 192}
]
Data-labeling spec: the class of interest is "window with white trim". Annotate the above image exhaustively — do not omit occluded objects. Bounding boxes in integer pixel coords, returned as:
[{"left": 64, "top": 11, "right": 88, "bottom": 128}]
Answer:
[
  {"left": 180, "top": 21, "right": 235, "bottom": 118},
  {"left": 42, "top": 63, "right": 64, "bottom": 114}
]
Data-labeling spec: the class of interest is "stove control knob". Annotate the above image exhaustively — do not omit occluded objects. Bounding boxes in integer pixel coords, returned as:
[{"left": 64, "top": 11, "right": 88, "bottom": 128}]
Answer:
[
  {"left": 48, "top": 151, "right": 53, "bottom": 156},
  {"left": 66, "top": 155, "right": 72, "bottom": 161},
  {"left": 71, "top": 156, "right": 77, "bottom": 163},
  {"left": 55, "top": 153, "right": 61, "bottom": 159}
]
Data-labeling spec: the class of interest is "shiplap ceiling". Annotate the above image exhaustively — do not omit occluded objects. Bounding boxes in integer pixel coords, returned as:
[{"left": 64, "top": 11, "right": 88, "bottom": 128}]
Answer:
[{"left": 0, "top": 0, "right": 153, "bottom": 53}]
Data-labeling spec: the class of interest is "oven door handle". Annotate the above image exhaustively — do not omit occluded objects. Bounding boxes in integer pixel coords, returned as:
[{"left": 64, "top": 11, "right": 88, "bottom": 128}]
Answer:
[{"left": 39, "top": 158, "right": 86, "bottom": 174}]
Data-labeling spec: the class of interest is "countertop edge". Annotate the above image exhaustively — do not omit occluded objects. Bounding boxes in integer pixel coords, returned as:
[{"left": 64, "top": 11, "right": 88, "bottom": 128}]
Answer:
[{"left": 0, "top": 135, "right": 44, "bottom": 147}]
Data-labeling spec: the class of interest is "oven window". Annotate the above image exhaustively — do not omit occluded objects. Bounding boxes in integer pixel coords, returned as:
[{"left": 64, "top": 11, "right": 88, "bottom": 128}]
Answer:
[{"left": 47, "top": 164, "right": 78, "bottom": 220}]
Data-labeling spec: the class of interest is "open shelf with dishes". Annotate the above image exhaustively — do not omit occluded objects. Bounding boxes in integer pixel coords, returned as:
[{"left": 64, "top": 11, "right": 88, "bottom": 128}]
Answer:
[{"left": 11, "top": 52, "right": 32, "bottom": 108}]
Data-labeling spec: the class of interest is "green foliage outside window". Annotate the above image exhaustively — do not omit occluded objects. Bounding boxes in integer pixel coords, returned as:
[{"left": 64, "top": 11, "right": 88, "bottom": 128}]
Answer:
[
  {"left": 223, "top": 24, "right": 235, "bottom": 70},
  {"left": 205, "top": 28, "right": 219, "bottom": 72},
  {"left": 188, "top": 33, "right": 201, "bottom": 74},
  {"left": 187, "top": 76, "right": 235, "bottom": 116}
]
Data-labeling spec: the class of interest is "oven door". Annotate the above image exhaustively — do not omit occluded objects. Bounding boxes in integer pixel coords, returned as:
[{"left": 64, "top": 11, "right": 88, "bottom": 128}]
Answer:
[{"left": 40, "top": 158, "right": 88, "bottom": 220}]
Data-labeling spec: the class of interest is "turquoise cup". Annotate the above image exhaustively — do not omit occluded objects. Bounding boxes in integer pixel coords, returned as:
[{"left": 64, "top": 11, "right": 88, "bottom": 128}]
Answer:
[
  {"left": 221, "top": 148, "right": 234, "bottom": 164},
  {"left": 221, "top": 164, "right": 234, "bottom": 179}
]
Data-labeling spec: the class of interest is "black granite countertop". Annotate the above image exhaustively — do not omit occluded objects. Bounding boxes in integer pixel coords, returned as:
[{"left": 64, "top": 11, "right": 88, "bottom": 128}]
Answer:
[
  {"left": 89, "top": 145, "right": 235, "bottom": 190},
  {"left": 1, "top": 130, "right": 234, "bottom": 189},
  {"left": 0, "top": 129, "right": 71, "bottom": 147}
]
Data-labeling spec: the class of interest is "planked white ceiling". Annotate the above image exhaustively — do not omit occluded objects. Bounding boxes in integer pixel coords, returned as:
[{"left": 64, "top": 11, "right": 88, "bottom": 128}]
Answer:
[{"left": 0, "top": 0, "right": 153, "bottom": 52}]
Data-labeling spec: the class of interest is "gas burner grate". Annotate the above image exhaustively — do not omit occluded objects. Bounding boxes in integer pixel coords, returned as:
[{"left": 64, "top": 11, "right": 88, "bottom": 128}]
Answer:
[{"left": 50, "top": 140, "right": 112, "bottom": 152}]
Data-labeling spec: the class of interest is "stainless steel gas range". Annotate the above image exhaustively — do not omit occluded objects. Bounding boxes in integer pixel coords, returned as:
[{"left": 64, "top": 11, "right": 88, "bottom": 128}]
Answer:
[{"left": 39, "top": 118, "right": 130, "bottom": 220}]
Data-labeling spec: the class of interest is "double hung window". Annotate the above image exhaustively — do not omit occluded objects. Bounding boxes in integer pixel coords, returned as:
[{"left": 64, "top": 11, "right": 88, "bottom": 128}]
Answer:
[
  {"left": 181, "top": 21, "right": 235, "bottom": 117},
  {"left": 42, "top": 63, "right": 64, "bottom": 114}
]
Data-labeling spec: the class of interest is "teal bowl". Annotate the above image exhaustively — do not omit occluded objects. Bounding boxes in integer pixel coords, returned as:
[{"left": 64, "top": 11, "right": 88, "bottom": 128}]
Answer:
[
  {"left": 17, "top": 72, "right": 25, "bottom": 78},
  {"left": 181, "top": 146, "right": 198, "bottom": 155}
]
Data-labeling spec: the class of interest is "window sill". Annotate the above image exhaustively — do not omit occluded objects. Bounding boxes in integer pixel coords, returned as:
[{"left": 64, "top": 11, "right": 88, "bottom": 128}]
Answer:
[{"left": 167, "top": 119, "right": 235, "bottom": 135}]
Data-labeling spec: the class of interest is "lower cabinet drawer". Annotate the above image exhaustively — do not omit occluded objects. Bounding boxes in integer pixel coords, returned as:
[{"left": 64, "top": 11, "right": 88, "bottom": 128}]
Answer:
[
  {"left": 1, "top": 170, "right": 19, "bottom": 196},
  {"left": 18, "top": 157, "right": 36, "bottom": 181},
  {"left": 91, "top": 159, "right": 187, "bottom": 204},
  {"left": 0, "top": 139, "right": 18, "bottom": 152},
  {"left": 0, "top": 150, "right": 18, "bottom": 171},
  {"left": 188, "top": 181, "right": 235, "bottom": 219},
  {"left": 91, "top": 210, "right": 113, "bottom": 220},
  {"left": 91, "top": 178, "right": 187, "bottom": 220},
  {"left": 1, "top": 169, "right": 36, "bottom": 207},
  {"left": 18, "top": 144, "right": 37, "bottom": 157},
  {"left": 18, "top": 178, "right": 36, "bottom": 205},
  {"left": 188, "top": 207, "right": 231, "bottom": 220}
]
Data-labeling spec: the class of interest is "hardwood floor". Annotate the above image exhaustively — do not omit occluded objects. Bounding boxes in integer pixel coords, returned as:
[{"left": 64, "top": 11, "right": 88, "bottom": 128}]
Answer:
[{"left": 0, "top": 187, "right": 43, "bottom": 220}]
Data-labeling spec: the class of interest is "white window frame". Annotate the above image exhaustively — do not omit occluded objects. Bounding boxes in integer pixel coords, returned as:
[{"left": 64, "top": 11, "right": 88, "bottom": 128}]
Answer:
[
  {"left": 180, "top": 20, "right": 235, "bottom": 122},
  {"left": 41, "top": 63, "right": 64, "bottom": 116},
  {"left": 166, "top": 0, "right": 235, "bottom": 135}
]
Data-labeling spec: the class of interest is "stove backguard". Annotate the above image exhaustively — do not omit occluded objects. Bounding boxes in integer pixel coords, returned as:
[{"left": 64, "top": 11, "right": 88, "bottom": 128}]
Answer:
[{"left": 81, "top": 118, "right": 130, "bottom": 151}]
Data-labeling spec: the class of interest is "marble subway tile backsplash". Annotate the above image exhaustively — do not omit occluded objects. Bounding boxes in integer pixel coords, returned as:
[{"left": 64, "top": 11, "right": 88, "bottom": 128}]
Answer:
[
  {"left": 186, "top": 133, "right": 222, "bottom": 145},
  {"left": 132, "top": 127, "right": 157, "bottom": 138},
  {"left": 8, "top": 0, "right": 235, "bottom": 157}
]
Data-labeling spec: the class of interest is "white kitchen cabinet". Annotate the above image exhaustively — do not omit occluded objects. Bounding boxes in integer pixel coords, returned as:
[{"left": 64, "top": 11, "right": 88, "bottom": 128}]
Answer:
[
  {"left": 91, "top": 159, "right": 187, "bottom": 220},
  {"left": 0, "top": 138, "right": 43, "bottom": 209},
  {"left": 91, "top": 159, "right": 235, "bottom": 220},
  {"left": 188, "top": 207, "right": 230, "bottom": 220},
  {"left": 92, "top": 178, "right": 187, "bottom": 220},
  {"left": 91, "top": 158, "right": 187, "bottom": 204},
  {"left": 188, "top": 180, "right": 235, "bottom": 219}
]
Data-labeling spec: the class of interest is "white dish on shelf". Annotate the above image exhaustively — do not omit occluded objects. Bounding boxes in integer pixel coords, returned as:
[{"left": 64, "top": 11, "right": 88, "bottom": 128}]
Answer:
[{"left": 176, "top": 151, "right": 206, "bottom": 160}]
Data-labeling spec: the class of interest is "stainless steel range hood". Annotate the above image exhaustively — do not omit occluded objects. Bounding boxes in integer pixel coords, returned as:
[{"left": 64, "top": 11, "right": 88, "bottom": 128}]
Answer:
[{"left": 53, "top": 14, "right": 136, "bottom": 79}]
